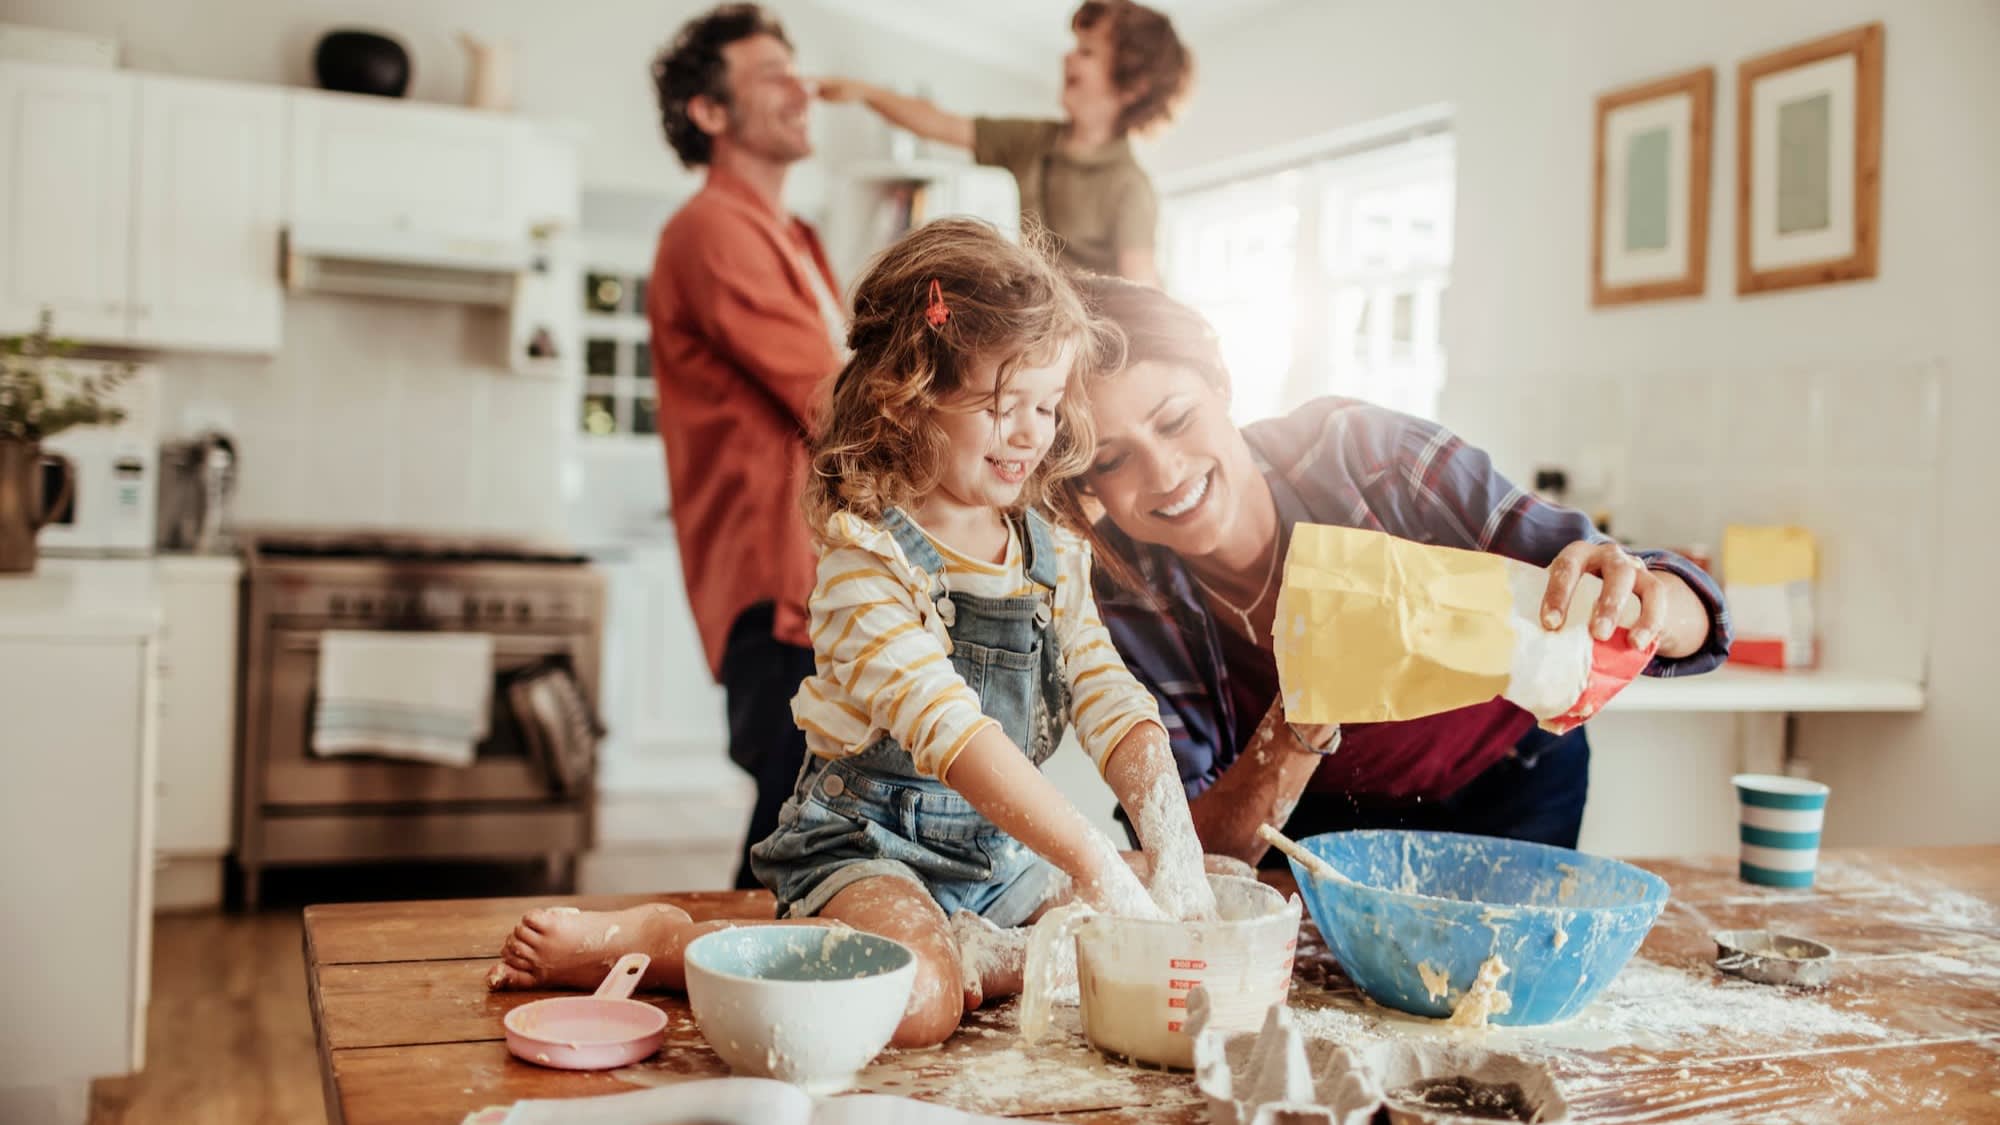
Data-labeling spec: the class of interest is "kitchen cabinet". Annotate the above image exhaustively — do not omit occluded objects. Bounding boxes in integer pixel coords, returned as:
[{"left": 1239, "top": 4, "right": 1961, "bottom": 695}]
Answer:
[
  {"left": 289, "top": 91, "right": 518, "bottom": 239},
  {"left": 0, "top": 561, "right": 159, "bottom": 1123},
  {"left": 130, "top": 75, "right": 284, "bottom": 352},
  {"left": 0, "top": 61, "right": 283, "bottom": 353},
  {"left": 0, "top": 61, "right": 133, "bottom": 341},
  {"left": 152, "top": 556, "right": 242, "bottom": 910},
  {"left": 585, "top": 537, "right": 749, "bottom": 896},
  {"left": 594, "top": 538, "right": 729, "bottom": 766}
]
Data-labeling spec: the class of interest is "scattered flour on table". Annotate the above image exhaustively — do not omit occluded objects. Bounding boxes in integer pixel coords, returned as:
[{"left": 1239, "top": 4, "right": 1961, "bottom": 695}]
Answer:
[{"left": 1284, "top": 957, "right": 1891, "bottom": 1061}]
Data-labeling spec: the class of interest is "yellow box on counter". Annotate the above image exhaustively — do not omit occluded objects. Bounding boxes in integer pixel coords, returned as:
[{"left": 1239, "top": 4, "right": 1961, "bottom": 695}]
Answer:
[{"left": 1722, "top": 525, "right": 1818, "bottom": 669}]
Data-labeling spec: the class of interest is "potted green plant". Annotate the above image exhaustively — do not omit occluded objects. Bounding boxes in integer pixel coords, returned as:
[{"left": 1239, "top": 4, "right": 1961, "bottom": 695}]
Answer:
[{"left": 0, "top": 309, "right": 129, "bottom": 574}]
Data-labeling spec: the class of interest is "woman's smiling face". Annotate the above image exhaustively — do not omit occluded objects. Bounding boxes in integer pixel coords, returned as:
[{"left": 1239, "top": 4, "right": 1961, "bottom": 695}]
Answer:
[{"left": 1081, "top": 359, "right": 1259, "bottom": 560}]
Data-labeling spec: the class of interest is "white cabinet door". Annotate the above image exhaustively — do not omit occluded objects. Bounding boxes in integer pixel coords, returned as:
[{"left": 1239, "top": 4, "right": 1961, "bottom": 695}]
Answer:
[
  {"left": 289, "top": 91, "right": 517, "bottom": 238},
  {"left": 130, "top": 75, "right": 284, "bottom": 353},
  {"left": 596, "top": 541, "right": 729, "bottom": 767},
  {"left": 154, "top": 560, "right": 241, "bottom": 856},
  {"left": 0, "top": 62, "right": 134, "bottom": 341},
  {"left": 0, "top": 633, "right": 155, "bottom": 1096}
]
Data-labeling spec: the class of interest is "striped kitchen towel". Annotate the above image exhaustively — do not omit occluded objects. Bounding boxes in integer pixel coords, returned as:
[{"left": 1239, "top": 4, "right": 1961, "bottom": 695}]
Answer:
[{"left": 312, "top": 630, "right": 494, "bottom": 767}]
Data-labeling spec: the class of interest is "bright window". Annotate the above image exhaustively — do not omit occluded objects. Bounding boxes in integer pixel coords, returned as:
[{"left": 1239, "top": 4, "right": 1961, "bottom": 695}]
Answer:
[{"left": 1161, "top": 128, "right": 1455, "bottom": 422}]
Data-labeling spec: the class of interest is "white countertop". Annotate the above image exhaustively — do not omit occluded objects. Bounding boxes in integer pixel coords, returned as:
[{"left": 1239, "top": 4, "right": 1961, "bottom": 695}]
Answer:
[
  {"left": 1608, "top": 664, "right": 1925, "bottom": 713},
  {"left": 0, "top": 554, "right": 240, "bottom": 640}
]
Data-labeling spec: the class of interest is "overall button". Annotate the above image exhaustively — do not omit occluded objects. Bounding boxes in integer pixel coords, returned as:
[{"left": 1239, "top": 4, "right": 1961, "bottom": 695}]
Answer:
[{"left": 820, "top": 773, "right": 846, "bottom": 798}]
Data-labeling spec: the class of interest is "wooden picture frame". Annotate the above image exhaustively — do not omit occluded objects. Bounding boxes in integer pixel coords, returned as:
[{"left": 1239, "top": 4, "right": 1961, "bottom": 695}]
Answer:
[
  {"left": 1737, "top": 23, "right": 1884, "bottom": 295},
  {"left": 1592, "top": 67, "right": 1714, "bottom": 306}
]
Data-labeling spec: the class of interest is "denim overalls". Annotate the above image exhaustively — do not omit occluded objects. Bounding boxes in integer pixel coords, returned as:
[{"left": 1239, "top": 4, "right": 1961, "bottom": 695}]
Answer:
[{"left": 749, "top": 506, "right": 1070, "bottom": 928}]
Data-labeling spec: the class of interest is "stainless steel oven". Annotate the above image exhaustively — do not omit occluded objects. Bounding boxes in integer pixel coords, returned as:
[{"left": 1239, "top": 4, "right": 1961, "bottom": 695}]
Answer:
[{"left": 234, "top": 529, "right": 604, "bottom": 907}]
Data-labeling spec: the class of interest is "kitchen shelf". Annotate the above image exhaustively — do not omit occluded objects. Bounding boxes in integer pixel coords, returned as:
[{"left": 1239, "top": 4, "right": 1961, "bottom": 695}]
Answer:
[{"left": 1608, "top": 665, "right": 1925, "bottom": 714}]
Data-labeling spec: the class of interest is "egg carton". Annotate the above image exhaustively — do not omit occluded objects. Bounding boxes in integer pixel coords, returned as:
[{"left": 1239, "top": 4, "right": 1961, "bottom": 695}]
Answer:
[{"left": 1187, "top": 991, "right": 1569, "bottom": 1124}]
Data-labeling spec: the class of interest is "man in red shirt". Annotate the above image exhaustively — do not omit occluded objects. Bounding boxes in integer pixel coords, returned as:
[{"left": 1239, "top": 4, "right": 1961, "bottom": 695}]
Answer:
[{"left": 647, "top": 5, "right": 844, "bottom": 887}]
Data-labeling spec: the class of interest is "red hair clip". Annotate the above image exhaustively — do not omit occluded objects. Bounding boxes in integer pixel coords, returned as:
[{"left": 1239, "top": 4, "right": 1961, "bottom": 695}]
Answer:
[{"left": 925, "top": 279, "right": 950, "bottom": 328}]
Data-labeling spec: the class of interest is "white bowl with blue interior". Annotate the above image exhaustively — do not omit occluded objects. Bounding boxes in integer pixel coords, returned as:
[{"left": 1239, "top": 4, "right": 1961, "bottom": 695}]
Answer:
[{"left": 683, "top": 925, "right": 917, "bottom": 1092}]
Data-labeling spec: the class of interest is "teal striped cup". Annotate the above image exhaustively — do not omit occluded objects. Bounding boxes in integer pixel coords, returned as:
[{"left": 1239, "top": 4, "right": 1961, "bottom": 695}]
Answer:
[{"left": 1733, "top": 774, "right": 1831, "bottom": 888}]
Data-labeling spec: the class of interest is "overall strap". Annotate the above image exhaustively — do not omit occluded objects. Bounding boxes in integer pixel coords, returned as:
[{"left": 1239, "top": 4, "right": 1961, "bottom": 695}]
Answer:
[
  {"left": 1020, "top": 508, "right": 1061, "bottom": 594},
  {"left": 880, "top": 506, "right": 955, "bottom": 625},
  {"left": 880, "top": 506, "right": 946, "bottom": 580}
]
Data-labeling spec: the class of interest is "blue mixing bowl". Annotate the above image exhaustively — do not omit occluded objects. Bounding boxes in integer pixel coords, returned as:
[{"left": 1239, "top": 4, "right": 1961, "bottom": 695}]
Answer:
[{"left": 1289, "top": 830, "right": 1669, "bottom": 1025}]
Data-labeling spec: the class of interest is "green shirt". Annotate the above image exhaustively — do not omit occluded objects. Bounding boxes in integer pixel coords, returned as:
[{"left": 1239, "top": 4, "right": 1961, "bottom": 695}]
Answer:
[{"left": 972, "top": 117, "right": 1158, "bottom": 276}]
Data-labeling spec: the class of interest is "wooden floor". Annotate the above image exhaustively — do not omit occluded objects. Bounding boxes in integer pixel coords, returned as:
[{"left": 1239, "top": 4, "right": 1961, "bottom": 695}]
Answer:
[{"left": 89, "top": 910, "right": 326, "bottom": 1125}]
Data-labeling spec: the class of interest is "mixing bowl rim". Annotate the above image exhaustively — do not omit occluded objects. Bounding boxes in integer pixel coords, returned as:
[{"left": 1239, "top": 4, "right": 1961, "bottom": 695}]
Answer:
[
  {"left": 1292, "top": 828, "right": 1672, "bottom": 916},
  {"left": 683, "top": 925, "right": 920, "bottom": 989}
]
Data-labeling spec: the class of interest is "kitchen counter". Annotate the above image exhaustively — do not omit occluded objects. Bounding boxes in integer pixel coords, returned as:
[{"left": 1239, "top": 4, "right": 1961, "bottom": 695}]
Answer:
[
  {"left": 0, "top": 554, "right": 241, "bottom": 640},
  {"left": 0, "top": 557, "right": 163, "bottom": 639}
]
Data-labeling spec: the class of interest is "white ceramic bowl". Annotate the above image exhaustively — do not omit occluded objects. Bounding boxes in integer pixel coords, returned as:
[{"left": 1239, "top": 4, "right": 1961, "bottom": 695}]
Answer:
[{"left": 683, "top": 925, "right": 917, "bottom": 1093}]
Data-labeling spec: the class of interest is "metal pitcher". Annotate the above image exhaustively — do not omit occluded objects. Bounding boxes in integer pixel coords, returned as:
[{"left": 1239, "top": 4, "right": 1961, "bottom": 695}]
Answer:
[{"left": 0, "top": 440, "right": 73, "bottom": 573}]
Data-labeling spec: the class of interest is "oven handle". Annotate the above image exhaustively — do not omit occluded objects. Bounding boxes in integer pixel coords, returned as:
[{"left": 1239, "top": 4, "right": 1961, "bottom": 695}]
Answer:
[{"left": 274, "top": 631, "right": 576, "bottom": 659}]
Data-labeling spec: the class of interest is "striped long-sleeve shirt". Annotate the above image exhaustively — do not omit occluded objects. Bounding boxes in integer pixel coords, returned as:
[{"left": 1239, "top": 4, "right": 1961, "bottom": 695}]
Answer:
[{"left": 791, "top": 510, "right": 1161, "bottom": 781}]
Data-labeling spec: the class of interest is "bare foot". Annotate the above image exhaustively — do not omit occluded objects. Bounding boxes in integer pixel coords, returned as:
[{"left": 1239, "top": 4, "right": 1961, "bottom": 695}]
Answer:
[
  {"left": 950, "top": 910, "right": 1031, "bottom": 1010},
  {"left": 485, "top": 903, "right": 692, "bottom": 992}
]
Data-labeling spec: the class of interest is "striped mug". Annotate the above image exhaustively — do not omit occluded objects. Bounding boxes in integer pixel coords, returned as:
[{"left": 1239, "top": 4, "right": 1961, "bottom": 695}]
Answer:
[{"left": 1733, "top": 774, "right": 1830, "bottom": 888}]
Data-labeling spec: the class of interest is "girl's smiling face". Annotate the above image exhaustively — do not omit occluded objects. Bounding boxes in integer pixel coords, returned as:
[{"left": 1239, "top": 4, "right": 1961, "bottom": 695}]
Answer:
[{"left": 927, "top": 342, "right": 1076, "bottom": 517}]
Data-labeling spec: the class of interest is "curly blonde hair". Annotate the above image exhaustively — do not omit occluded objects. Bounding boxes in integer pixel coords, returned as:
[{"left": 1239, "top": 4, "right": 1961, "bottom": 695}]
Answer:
[{"left": 804, "top": 219, "right": 1113, "bottom": 542}]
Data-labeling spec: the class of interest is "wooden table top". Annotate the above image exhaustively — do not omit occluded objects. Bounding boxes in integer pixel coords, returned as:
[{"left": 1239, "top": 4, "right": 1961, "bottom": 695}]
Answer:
[{"left": 302, "top": 845, "right": 2000, "bottom": 1124}]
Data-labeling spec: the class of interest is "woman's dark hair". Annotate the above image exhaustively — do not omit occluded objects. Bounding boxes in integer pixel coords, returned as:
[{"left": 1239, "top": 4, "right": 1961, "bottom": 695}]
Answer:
[{"left": 651, "top": 4, "right": 791, "bottom": 168}]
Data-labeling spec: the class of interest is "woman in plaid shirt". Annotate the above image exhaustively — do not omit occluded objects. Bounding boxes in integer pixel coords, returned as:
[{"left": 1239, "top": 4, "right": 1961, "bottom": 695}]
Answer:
[{"left": 1051, "top": 276, "right": 1731, "bottom": 862}]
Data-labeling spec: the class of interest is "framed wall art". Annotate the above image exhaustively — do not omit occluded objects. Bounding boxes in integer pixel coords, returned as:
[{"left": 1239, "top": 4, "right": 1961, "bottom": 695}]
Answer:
[
  {"left": 1593, "top": 67, "right": 1714, "bottom": 306},
  {"left": 1737, "top": 23, "right": 1884, "bottom": 294}
]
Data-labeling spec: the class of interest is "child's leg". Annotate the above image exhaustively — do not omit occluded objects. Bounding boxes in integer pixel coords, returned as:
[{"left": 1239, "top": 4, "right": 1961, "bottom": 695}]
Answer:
[
  {"left": 486, "top": 904, "right": 841, "bottom": 992},
  {"left": 818, "top": 875, "right": 969, "bottom": 1049}
]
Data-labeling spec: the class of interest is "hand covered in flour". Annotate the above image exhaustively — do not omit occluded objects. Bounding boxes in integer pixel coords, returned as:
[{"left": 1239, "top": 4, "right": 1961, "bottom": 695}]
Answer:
[
  {"left": 1137, "top": 775, "right": 1219, "bottom": 921},
  {"left": 1104, "top": 722, "right": 1219, "bottom": 921},
  {"left": 1071, "top": 830, "right": 1166, "bottom": 920}
]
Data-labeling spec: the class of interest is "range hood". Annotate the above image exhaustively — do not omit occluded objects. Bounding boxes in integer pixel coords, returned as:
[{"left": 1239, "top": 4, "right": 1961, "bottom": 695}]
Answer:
[{"left": 283, "top": 222, "right": 533, "bottom": 306}]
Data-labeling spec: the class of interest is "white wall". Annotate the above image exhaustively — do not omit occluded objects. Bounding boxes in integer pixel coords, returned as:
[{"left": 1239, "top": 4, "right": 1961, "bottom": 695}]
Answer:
[
  {"left": 14, "top": 0, "right": 1049, "bottom": 535},
  {"left": 1157, "top": 1, "right": 2000, "bottom": 848}
]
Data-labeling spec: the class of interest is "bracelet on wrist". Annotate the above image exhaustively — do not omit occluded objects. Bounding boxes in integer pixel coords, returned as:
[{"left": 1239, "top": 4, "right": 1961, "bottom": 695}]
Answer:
[{"left": 1286, "top": 722, "right": 1341, "bottom": 756}]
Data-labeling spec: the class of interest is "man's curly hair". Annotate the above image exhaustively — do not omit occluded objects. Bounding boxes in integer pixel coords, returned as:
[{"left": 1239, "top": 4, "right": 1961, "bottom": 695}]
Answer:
[{"left": 651, "top": 4, "right": 791, "bottom": 168}]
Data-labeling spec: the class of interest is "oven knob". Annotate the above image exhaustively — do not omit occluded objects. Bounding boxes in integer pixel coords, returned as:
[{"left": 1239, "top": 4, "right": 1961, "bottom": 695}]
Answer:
[
  {"left": 330, "top": 595, "right": 346, "bottom": 615},
  {"left": 356, "top": 597, "right": 374, "bottom": 616},
  {"left": 514, "top": 600, "right": 532, "bottom": 622},
  {"left": 463, "top": 595, "right": 480, "bottom": 620},
  {"left": 486, "top": 598, "right": 506, "bottom": 617}
]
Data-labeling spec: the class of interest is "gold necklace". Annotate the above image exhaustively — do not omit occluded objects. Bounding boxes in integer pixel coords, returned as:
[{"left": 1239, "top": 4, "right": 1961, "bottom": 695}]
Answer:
[{"left": 1192, "top": 533, "right": 1282, "bottom": 638}]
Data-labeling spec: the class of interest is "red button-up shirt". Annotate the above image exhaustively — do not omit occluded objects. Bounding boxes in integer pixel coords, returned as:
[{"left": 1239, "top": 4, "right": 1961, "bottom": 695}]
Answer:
[{"left": 649, "top": 167, "right": 843, "bottom": 675}]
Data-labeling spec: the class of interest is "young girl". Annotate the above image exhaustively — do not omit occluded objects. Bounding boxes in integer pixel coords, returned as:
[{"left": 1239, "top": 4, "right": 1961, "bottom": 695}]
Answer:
[
  {"left": 815, "top": 1, "right": 1192, "bottom": 284},
  {"left": 488, "top": 218, "right": 1214, "bottom": 1049}
]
